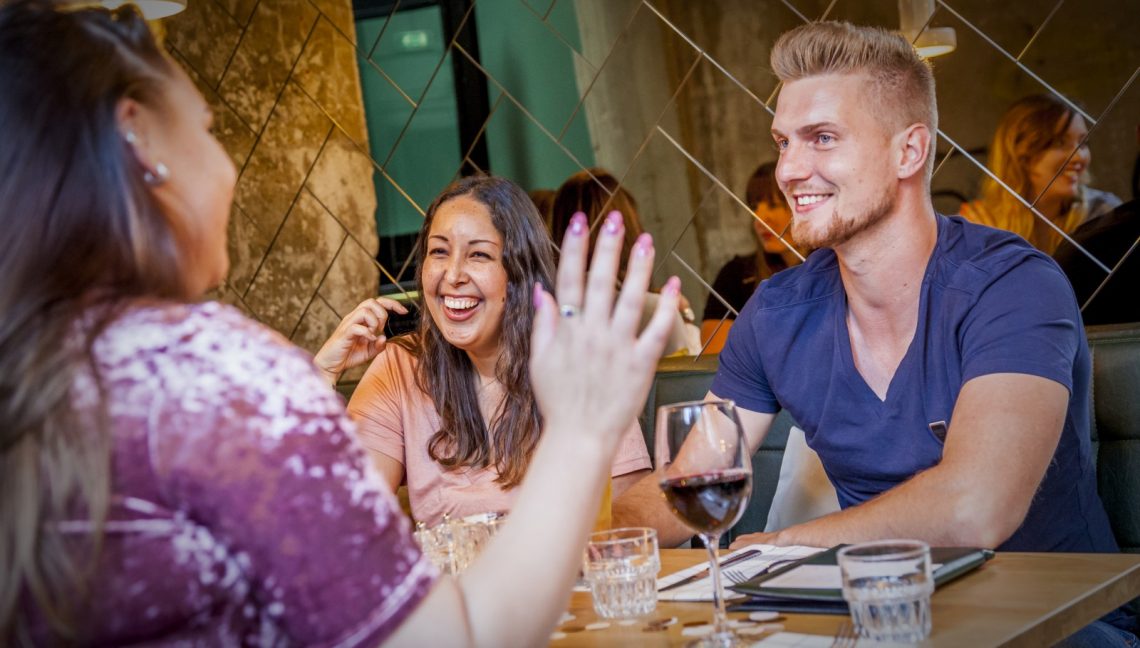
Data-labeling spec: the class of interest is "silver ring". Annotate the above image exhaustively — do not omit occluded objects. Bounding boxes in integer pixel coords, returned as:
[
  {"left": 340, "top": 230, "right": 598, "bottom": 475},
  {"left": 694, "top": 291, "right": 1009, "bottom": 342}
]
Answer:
[{"left": 558, "top": 304, "right": 580, "bottom": 318}]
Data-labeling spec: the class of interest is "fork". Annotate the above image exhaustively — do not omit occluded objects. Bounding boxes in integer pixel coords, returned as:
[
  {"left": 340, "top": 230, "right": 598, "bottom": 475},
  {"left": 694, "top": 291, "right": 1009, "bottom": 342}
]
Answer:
[
  {"left": 830, "top": 620, "right": 858, "bottom": 648},
  {"left": 724, "top": 558, "right": 798, "bottom": 585},
  {"left": 724, "top": 569, "right": 749, "bottom": 585}
]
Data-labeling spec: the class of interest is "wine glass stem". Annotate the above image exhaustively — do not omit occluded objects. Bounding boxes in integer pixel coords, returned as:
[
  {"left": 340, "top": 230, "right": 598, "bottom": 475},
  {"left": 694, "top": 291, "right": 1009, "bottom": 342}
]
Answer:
[{"left": 702, "top": 533, "right": 730, "bottom": 635}]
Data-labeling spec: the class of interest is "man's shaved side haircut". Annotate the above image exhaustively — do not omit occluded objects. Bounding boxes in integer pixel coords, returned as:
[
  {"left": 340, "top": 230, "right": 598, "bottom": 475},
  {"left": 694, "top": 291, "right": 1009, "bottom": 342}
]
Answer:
[{"left": 771, "top": 21, "right": 938, "bottom": 181}]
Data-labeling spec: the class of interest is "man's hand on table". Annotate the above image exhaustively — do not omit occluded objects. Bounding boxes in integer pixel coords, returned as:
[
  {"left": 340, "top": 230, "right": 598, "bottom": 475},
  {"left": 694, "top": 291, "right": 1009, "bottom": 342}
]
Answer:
[{"left": 730, "top": 530, "right": 780, "bottom": 550}]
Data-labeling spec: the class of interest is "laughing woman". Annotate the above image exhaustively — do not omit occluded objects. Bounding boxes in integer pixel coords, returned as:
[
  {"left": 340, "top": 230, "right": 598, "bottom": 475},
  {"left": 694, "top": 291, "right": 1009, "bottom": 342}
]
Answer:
[{"left": 315, "top": 176, "right": 651, "bottom": 526}]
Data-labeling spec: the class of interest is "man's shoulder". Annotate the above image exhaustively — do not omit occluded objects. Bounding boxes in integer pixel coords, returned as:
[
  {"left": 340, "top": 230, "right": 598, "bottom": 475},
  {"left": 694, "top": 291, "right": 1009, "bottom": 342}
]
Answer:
[
  {"left": 931, "top": 214, "right": 1063, "bottom": 295},
  {"left": 750, "top": 248, "right": 842, "bottom": 312}
]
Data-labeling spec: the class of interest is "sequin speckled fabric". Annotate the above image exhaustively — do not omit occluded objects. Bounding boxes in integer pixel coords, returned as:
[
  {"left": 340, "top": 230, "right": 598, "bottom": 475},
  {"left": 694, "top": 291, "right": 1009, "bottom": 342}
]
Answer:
[{"left": 39, "top": 302, "right": 436, "bottom": 646}]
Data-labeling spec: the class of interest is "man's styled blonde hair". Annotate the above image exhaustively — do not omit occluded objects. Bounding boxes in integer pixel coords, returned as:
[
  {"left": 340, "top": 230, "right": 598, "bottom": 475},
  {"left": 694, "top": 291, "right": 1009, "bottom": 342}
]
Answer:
[{"left": 771, "top": 21, "right": 938, "bottom": 182}]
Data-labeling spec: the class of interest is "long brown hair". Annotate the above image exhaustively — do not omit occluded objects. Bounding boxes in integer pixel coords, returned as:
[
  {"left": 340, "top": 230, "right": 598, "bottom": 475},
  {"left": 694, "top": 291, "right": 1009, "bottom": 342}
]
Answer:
[
  {"left": 400, "top": 175, "right": 555, "bottom": 488},
  {"left": 970, "top": 94, "right": 1092, "bottom": 252},
  {"left": 0, "top": 2, "right": 191, "bottom": 642}
]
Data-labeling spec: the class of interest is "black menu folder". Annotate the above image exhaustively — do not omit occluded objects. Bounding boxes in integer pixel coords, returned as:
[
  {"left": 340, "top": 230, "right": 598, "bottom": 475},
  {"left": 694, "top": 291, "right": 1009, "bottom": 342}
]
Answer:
[{"left": 727, "top": 545, "right": 994, "bottom": 615}]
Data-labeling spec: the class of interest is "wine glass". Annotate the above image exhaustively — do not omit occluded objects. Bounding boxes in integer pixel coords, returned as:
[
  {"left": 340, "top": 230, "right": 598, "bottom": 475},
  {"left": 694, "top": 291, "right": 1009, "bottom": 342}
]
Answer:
[{"left": 655, "top": 399, "right": 753, "bottom": 647}]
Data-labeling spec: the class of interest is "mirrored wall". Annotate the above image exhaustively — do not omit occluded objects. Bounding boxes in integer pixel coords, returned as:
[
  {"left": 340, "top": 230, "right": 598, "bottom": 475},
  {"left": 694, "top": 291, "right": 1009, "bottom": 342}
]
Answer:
[{"left": 164, "top": 0, "right": 1140, "bottom": 365}]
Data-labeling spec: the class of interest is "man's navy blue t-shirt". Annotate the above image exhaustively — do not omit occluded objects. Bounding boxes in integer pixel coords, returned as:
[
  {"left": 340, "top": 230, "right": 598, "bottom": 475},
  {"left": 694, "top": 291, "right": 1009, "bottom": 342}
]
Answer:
[{"left": 711, "top": 214, "right": 1117, "bottom": 552}]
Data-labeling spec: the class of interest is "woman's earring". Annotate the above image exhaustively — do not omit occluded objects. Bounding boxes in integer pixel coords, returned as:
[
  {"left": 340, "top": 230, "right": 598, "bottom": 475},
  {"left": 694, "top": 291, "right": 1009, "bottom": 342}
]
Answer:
[
  {"left": 123, "top": 131, "right": 168, "bottom": 186},
  {"left": 143, "top": 162, "right": 169, "bottom": 187}
]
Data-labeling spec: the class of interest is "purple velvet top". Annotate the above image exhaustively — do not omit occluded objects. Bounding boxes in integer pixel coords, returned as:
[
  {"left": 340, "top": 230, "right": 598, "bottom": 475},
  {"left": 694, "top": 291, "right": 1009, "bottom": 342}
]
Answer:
[{"left": 38, "top": 301, "right": 436, "bottom": 646}]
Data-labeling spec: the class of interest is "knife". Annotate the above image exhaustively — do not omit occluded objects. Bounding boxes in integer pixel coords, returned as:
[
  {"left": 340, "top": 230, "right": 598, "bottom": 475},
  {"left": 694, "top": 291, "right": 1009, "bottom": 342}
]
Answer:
[{"left": 658, "top": 548, "right": 763, "bottom": 592}]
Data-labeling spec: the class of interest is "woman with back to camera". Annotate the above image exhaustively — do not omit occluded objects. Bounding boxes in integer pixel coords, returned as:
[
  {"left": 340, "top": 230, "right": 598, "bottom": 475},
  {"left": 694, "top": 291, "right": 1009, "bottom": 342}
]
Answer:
[
  {"left": 314, "top": 175, "right": 653, "bottom": 528},
  {"left": 0, "top": 2, "right": 679, "bottom": 645},
  {"left": 961, "top": 94, "right": 1121, "bottom": 254}
]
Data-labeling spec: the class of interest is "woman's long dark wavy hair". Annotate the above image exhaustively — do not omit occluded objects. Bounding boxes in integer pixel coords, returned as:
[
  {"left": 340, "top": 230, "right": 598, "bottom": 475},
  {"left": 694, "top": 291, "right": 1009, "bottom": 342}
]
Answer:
[
  {"left": 0, "top": 2, "right": 192, "bottom": 643},
  {"left": 400, "top": 175, "right": 555, "bottom": 488}
]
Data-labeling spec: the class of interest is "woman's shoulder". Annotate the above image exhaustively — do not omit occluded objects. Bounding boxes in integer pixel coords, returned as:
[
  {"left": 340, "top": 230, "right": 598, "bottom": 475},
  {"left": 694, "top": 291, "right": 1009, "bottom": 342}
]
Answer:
[
  {"left": 101, "top": 300, "right": 298, "bottom": 364},
  {"left": 1084, "top": 187, "right": 1123, "bottom": 220},
  {"left": 367, "top": 335, "right": 421, "bottom": 375},
  {"left": 96, "top": 301, "right": 332, "bottom": 410},
  {"left": 959, "top": 199, "right": 993, "bottom": 225},
  {"left": 351, "top": 335, "right": 424, "bottom": 402}
]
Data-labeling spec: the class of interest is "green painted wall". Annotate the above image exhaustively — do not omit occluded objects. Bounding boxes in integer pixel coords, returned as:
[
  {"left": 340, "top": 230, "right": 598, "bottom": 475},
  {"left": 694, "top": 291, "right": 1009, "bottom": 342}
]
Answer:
[
  {"left": 358, "top": 7, "right": 461, "bottom": 237},
  {"left": 357, "top": 2, "right": 595, "bottom": 238},
  {"left": 474, "top": 1, "right": 595, "bottom": 191}
]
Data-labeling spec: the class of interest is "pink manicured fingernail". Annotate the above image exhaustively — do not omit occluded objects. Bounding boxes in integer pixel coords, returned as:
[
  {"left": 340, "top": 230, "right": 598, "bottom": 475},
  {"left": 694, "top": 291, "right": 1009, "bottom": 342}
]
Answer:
[
  {"left": 603, "top": 210, "right": 623, "bottom": 235},
  {"left": 634, "top": 232, "right": 653, "bottom": 256},
  {"left": 570, "top": 212, "right": 587, "bottom": 235},
  {"left": 663, "top": 276, "right": 681, "bottom": 296},
  {"left": 532, "top": 282, "right": 544, "bottom": 309}
]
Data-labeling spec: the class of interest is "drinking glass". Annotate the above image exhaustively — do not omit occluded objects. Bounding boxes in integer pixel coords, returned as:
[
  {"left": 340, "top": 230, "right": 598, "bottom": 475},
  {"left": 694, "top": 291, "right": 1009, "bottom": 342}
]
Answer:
[
  {"left": 413, "top": 512, "right": 506, "bottom": 575},
  {"left": 655, "top": 400, "right": 753, "bottom": 647},
  {"left": 838, "top": 540, "right": 934, "bottom": 642},
  {"left": 582, "top": 527, "right": 660, "bottom": 618}
]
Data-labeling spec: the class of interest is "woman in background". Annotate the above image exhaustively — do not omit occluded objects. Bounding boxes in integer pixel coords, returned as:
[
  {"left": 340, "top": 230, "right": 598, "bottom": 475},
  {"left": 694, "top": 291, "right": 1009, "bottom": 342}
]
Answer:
[
  {"left": 961, "top": 94, "right": 1121, "bottom": 253},
  {"left": 315, "top": 175, "right": 652, "bottom": 527},
  {"left": 701, "top": 161, "right": 802, "bottom": 354},
  {"left": 550, "top": 168, "right": 697, "bottom": 354},
  {"left": 528, "top": 187, "right": 556, "bottom": 231},
  {"left": 0, "top": 2, "right": 678, "bottom": 645}
]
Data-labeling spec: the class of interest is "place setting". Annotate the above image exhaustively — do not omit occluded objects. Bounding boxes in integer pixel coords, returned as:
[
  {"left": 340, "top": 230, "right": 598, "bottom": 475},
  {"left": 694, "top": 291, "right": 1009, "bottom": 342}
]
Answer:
[{"left": 564, "top": 399, "right": 998, "bottom": 647}]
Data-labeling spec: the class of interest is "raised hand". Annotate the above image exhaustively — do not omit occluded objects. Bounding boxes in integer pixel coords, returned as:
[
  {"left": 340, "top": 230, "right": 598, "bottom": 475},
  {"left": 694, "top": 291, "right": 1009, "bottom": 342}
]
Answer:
[
  {"left": 313, "top": 297, "right": 408, "bottom": 385},
  {"left": 529, "top": 210, "right": 680, "bottom": 444}
]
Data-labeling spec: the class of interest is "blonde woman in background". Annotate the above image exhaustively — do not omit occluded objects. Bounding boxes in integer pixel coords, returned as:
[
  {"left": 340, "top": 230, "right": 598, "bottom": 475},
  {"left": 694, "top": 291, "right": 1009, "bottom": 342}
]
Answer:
[{"left": 961, "top": 94, "right": 1121, "bottom": 253}]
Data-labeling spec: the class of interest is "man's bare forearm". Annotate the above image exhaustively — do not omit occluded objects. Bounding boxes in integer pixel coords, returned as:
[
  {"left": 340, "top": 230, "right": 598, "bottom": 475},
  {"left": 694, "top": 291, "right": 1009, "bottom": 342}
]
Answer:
[{"left": 612, "top": 471, "right": 693, "bottom": 547}]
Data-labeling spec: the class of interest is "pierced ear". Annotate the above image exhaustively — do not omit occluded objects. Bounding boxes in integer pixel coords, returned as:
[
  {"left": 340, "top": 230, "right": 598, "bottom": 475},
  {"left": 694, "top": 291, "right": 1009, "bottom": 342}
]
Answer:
[
  {"left": 116, "top": 97, "right": 144, "bottom": 146},
  {"left": 897, "top": 123, "right": 931, "bottom": 180},
  {"left": 115, "top": 97, "right": 165, "bottom": 185}
]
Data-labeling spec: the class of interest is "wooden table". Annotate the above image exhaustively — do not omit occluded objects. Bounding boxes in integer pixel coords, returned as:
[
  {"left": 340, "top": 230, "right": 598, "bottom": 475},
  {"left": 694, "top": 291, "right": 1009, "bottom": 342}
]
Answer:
[{"left": 554, "top": 549, "right": 1140, "bottom": 646}]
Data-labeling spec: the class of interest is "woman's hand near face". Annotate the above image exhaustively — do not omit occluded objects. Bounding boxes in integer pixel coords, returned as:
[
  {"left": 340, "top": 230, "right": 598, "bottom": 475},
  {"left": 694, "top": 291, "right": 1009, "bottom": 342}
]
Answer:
[
  {"left": 530, "top": 210, "right": 680, "bottom": 445},
  {"left": 312, "top": 297, "right": 408, "bottom": 386}
]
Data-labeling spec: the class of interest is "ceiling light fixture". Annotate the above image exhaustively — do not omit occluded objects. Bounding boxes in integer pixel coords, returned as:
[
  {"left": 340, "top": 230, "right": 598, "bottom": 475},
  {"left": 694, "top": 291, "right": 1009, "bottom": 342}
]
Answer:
[
  {"left": 99, "top": 0, "right": 187, "bottom": 20},
  {"left": 898, "top": 0, "right": 957, "bottom": 59}
]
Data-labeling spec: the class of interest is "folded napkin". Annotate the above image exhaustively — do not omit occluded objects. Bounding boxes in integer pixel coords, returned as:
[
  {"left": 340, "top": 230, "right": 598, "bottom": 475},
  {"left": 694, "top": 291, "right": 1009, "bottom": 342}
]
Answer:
[
  {"left": 656, "top": 544, "right": 823, "bottom": 602},
  {"left": 752, "top": 631, "right": 860, "bottom": 646}
]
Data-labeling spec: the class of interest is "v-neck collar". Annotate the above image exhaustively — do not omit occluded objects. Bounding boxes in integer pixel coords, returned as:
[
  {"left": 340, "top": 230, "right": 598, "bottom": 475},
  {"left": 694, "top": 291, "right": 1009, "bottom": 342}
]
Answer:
[{"left": 834, "top": 215, "right": 945, "bottom": 407}]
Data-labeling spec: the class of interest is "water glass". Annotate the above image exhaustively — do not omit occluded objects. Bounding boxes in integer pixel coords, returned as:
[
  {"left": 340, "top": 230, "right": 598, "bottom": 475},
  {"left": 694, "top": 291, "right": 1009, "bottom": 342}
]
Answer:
[
  {"left": 414, "top": 512, "right": 505, "bottom": 575},
  {"left": 583, "top": 527, "right": 660, "bottom": 619},
  {"left": 838, "top": 540, "right": 934, "bottom": 642}
]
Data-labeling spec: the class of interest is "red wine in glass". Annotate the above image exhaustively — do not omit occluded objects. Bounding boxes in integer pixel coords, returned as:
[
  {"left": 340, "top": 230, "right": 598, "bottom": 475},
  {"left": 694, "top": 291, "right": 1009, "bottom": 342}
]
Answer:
[
  {"left": 659, "top": 469, "right": 751, "bottom": 536},
  {"left": 655, "top": 399, "right": 752, "bottom": 647}
]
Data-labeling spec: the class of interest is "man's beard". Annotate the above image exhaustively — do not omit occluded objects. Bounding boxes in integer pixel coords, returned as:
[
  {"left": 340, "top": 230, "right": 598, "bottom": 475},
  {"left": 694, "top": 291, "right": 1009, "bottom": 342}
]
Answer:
[{"left": 792, "top": 188, "right": 896, "bottom": 250}]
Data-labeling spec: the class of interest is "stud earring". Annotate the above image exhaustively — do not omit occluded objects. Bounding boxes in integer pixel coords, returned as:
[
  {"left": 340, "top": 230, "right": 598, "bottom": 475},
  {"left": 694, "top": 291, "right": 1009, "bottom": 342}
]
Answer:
[
  {"left": 143, "top": 162, "right": 169, "bottom": 187},
  {"left": 124, "top": 131, "right": 138, "bottom": 145}
]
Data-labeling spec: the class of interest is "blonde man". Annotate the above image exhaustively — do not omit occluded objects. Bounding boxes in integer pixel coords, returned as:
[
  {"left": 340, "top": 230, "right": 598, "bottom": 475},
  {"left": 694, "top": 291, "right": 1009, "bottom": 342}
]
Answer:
[{"left": 615, "top": 21, "right": 1134, "bottom": 644}]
